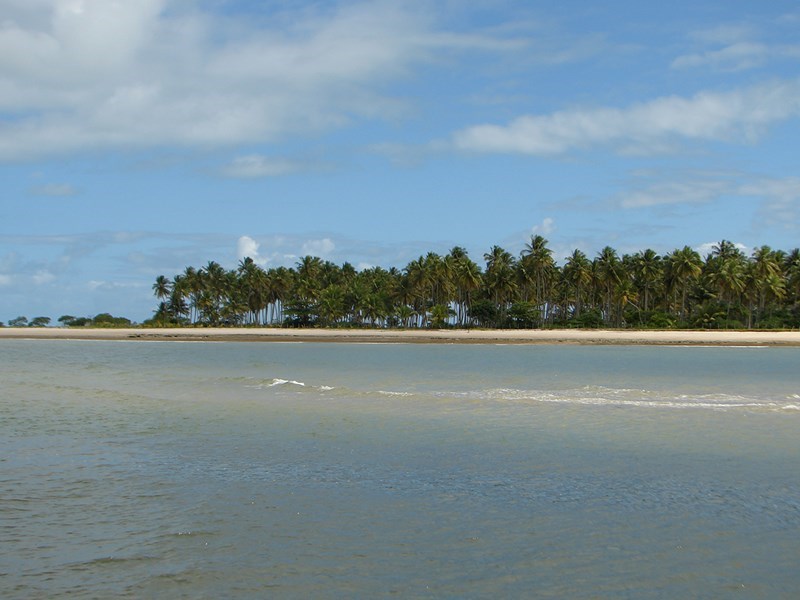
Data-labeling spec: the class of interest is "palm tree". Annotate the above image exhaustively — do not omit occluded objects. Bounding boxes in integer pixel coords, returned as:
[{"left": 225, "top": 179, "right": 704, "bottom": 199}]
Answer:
[
  {"left": 180, "top": 266, "right": 200, "bottom": 324},
  {"left": 783, "top": 249, "right": 800, "bottom": 304},
  {"left": 428, "top": 304, "right": 456, "bottom": 329},
  {"left": 295, "top": 256, "right": 324, "bottom": 303},
  {"left": 198, "top": 261, "right": 229, "bottom": 325},
  {"left": 151, "top": 275, "right": 173, "bottom": 325},
  {"left": 520, "top": 235, "right": 555, "bottom": 323},
  {"left": 405, "top": 257, "right": 433, "bottom": 326},
  {"left": 631, "top": 249, "right": 662, "bottom": 313},
  {"left": 705, "top": 244, "right": 747, "bottom": 327},
  {"left": 317, "top": 285, "right": 346, "bottom": 326},
  {"left": 169, "top": 274, "right": 190, "bottom": 322},
  {"left": 152, "top": 275, "right": 171, "bottom": 302},
  {"left": 453, "top": 252, "right": 482, "bottom": 326},
  {"left": 562, "top": 249, "right": 592, "bottom": 319},
  {"left": 150, "top": 238, "right": 800, "bottom": 330},
  {"left": 483, "top": 245, "right": 517, "bottom": 323},
  {"left": 664, "top": 246, "right": 702, "bottom": 321},
  {"left": 237, "top": 258, "right": 269, "bottom": 325},
  {"left": 749, "top": 245, "right": 782, "bottom": 324},
  {"left": 594, "top": 246, "right": 622, "bottom": 325}
]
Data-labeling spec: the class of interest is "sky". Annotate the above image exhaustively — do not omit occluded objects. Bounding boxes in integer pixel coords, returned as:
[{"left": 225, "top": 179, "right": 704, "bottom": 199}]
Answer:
[{"left": 1, "top": 0, "right": 800, "bottom": 323}]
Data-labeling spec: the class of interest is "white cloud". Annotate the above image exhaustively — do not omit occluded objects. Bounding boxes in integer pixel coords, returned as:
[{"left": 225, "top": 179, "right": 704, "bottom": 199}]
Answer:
[
  {"left": 617, "top": 172, "right": 800, "bottom": 231},
  {"left": 236, "top": 235, "right": 267, "bottom": 266},
  {"left": 688, "top": 24, "right": 754, "bottom": 45},
  {"left": 0, "top": 1, "right": 522, "bottom": 161},
  {"left": 672, "top": 22, "right": 800, "bottom": 72},
  {"left": 222, "top": 155, "right": 302, "bottom": 178},
  {"left": 32, "top": 269, "right": 55, "bottom": 284},
  {"left": 30, "top": 183, "right": 77, "bottom": 196},
  {"left": 88, "top": 279, "right": 145, "bottom": 291},
  {"left": 452, "top": 80, "right": 800, "bottom": 156},
  {"left": 302, "top": 238, "right": 335, "bottom": 258},
  {"left": 741, "top": 177, "right": 800, "bottom": 229},
  {"left": 531, "top": 217, "right": 555, "bottom": 235},
  {"left": 619, "top": 180, "right": 731, "bottom": 208},
  {"left": 739, "top": 176, "right": 800, "bottom": 202},
  {"left": 671, "top": 42, "right": 769, "bottom": 71},
  {"left": 671, "top": 42, "right": 800, "bottom": 72},
  {"left": 0, "top": 274, "right": 11, "bottom": 286}
]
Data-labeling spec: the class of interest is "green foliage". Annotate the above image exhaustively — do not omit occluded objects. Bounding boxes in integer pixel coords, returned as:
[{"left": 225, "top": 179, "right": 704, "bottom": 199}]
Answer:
[
  {"left": 571, "top": 308, "right": 604, "bottom": 328},
  {"left": 692, "top": 302, "right": 726, "bottom": 329},
  {"left": 144, "top": 239, "right": 800, "bottom": 331},
  {"left": 428, "top": 304, "right": 455, "bottom": 329},
  {"left": 283, "top": 301, "right": 317, "bottom": 327},
  {"left": 507, "top": 302, "right": 539, "bottom": 329},
  {"left": 755, "top": 315, "right": 788, "bottom": 330},
  {"left": 644, "top": 311, "right": 676, "bottom": 329},
  {"left": 624, "top": 309, "right": 676, "bottom": 329},
  {"left": 469, "top": 299, "right": 498, "bottom": 328},
  {"left": 91, "top": 313, "right": 132, "bottom": 327},
  {"left": 29, "top": 316, "right": 51, "bottom": 327},
  {"left": 9, "top": 316, "right": 28, "bottom": 327}
]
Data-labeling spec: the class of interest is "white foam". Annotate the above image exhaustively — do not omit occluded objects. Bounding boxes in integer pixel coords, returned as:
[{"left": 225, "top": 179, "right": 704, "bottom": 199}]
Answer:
[
  {"left": 483, "top": 387, "right": 793, "bottom": 412},
  {"left": 268, "top": 378, "right": 306, "bottom": 387}
]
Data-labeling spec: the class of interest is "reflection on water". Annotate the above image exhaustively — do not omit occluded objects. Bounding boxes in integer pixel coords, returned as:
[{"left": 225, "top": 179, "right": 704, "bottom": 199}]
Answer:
[{"left": 1, "top": 340, "right": 799, "bottom": 598}]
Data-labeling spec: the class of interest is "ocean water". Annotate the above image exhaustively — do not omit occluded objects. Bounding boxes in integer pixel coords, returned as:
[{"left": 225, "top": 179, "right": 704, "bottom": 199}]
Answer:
[{"left": 1, "top": 340, "right": 799, "bottom": 598}]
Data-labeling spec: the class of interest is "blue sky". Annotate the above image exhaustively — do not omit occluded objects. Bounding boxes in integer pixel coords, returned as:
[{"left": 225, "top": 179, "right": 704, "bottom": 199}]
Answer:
[{"left": 2, "top": 0, "right": 799, "bottom": 322}]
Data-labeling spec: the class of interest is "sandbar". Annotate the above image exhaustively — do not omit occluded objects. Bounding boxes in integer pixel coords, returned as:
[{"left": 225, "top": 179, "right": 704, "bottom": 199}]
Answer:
[{"left": 1, "top": 327, "right": 800, "bottom": 346}]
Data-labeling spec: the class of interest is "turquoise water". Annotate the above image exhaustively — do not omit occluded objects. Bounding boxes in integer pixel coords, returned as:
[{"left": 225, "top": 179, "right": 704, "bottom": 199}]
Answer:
[{"left": 1, "top": 340, "right": 799, "bottom": 598}]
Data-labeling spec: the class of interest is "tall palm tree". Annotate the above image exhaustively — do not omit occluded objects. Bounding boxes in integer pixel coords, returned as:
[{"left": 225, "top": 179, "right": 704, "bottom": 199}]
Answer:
[
  {"left": 664, "top": 246, "right": 702, "bottom": 320},
  {"left": 631, "top": 249, "right": 662, "bottom": 313},
  {"left": 152, "top": 275, "right": 173, "bottom": 324},
  {"left": 520, "top": 235, "right": 555, "bottom": 322},
  {"left": 453, "top": 252, "right": 482, "bottom": 326},
  {"left": 317, "top": 285, "right": 346, "bottom": 326},
  {"left": 152, "top": 275, "right": 171, "bottom": 302},
  {"left": 295, "top": 256, "right": 323, "bottom": 303},
  {"left": 750, "top": 245, "right": 782, "bottom": 322},
  {"left": 197, "top": 261, "right": 228, "bottom": 325},
  {"left": 562, "top": 249, "right": 592, "bottom": 319},
  {"left": 705, "top": 244, "right": 747, "bottom": 326},
  {"left": 783, "top": 248, "right": 800, "bottom": 304},
  {"left": 483, "top": 245, "right": 517, "bottom": 322},
  {"left": 594, "top": 246, "right": 622, "bottom": 325}
]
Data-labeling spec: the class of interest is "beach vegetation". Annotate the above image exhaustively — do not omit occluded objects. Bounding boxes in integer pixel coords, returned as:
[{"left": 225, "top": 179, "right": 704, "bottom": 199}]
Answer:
[
  {"left": 60, "top": 316, "right": 93, "bottom": 327},
  {"left": 8, "top": 316, "right": 28, "bottom": 327},
  {"left": 92, "top": 313, "right": 132, "bottom": 327},
  {"left": 148, "top": 239, "right": 800, "bottom": 330},
  {"left": 29, "top": 316, "right": 51, "bottom": 327}
]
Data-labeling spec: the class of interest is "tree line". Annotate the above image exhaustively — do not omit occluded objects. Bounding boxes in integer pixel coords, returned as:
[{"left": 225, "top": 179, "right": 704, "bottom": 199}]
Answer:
[
  {"left": 149, "top": 238, "right": 800, "bottom": 330},
  {"left": 1, "top": 314, "right": 133, "bottom": 328}
]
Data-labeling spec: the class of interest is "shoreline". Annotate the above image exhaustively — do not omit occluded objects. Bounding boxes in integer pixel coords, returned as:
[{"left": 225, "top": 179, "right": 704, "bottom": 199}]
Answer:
[{"left": 2, "top": 327, "right": 800, "bottom": 346}]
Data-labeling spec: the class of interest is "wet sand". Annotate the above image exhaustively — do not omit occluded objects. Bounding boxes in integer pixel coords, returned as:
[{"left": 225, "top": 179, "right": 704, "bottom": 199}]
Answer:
[{"left": 2, "top": 327, "right": 800, "bottom": 345}]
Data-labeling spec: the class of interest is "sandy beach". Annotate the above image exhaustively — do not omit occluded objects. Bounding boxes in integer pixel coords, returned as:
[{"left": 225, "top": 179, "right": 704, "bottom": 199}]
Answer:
[{"left": 2, "top": 327, "right": 800, "bottom": 345}]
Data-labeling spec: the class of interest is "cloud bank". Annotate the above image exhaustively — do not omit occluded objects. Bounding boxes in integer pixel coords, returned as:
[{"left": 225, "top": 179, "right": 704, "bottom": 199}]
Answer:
[
  {"left": 452, "top": 80, "right": 800, "bottom": 155},
  {"left": 0, "top": 0, "right": 520, "bottom": 161}
]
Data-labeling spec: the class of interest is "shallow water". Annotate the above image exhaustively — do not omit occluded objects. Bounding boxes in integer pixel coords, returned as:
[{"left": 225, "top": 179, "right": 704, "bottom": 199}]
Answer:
[{"left": 1, "top": 340, "right": 799, "bottom": 598}]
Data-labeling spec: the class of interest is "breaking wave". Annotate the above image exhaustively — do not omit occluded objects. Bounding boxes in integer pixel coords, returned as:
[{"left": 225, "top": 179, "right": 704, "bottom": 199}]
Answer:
[{"left": 237, "top": 375, "right": 799, "bottom": 413}]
